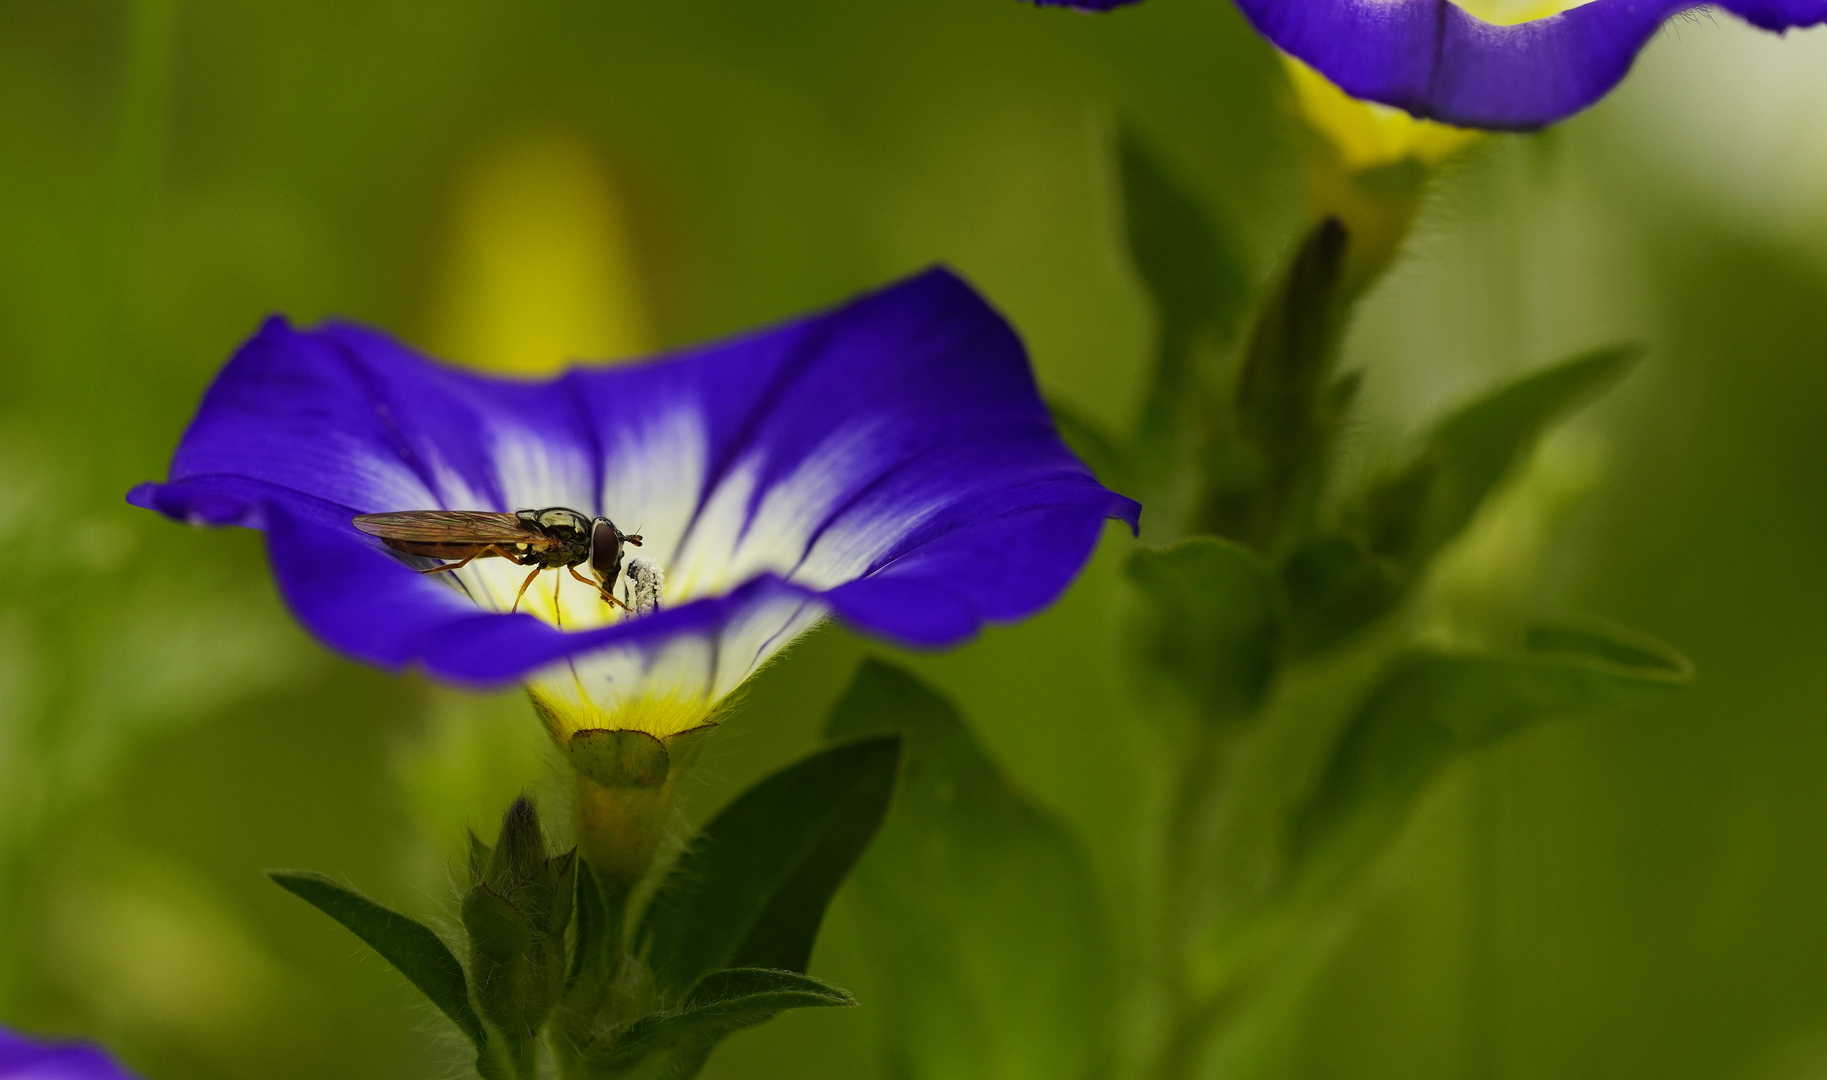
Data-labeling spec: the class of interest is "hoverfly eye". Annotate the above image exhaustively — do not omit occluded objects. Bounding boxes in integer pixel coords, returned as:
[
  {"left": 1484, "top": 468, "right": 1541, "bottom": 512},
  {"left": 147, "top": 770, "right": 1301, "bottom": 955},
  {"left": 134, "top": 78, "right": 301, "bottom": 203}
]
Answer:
[{"left": 590, "top": 519, "right": 624, "bottom": 583}]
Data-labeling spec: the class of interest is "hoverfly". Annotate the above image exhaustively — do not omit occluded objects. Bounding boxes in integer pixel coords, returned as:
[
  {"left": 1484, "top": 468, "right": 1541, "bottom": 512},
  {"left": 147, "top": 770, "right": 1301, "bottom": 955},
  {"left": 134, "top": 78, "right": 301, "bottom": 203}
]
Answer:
[{"left": 353, "top": 507, "right": 643, "bottom": 616}]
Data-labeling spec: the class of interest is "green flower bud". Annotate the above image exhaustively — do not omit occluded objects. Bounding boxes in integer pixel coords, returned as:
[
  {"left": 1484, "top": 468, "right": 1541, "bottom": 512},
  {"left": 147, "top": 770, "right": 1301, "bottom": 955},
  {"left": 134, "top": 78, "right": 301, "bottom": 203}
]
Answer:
[{"left": 461, "top": 797, "right": 576, "bottom": 1038}]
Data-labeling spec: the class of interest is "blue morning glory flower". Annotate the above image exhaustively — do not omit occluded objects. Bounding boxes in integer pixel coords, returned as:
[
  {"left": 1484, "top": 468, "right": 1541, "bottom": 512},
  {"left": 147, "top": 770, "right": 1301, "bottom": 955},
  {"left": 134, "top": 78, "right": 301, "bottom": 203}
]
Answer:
[
  {"left": 1030, "top": 0, "right": 1827, "bottom": 130},
  {"left": 0, "top": 1027, "right": 138, "bottom": 1080},
  {"left": 130, "top": 269, "right": 1140, "bottom": 740}
]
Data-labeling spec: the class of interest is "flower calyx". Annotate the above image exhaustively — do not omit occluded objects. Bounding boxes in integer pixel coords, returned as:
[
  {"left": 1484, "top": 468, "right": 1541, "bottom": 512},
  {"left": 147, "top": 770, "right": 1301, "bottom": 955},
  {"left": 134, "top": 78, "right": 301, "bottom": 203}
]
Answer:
[{"left": 566, "top": 726, "right": 711, "bottom": 889}]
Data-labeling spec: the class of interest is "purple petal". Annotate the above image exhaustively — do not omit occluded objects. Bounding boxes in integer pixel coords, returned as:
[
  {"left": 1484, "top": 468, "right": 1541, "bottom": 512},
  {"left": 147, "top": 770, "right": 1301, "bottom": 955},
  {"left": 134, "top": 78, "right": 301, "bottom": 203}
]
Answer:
[
  {"left": 1248, "top": 0, "right": 1827, "bottom": 129},
  {"left": 1031, "top": 0, "right": 1827, "bottom": 129},
  {"left": 131, "top": 269, "right": 1139, "bottom": 693},
  {"left": 0, "top": 1028, "right": 138, "bottom": 1080}
]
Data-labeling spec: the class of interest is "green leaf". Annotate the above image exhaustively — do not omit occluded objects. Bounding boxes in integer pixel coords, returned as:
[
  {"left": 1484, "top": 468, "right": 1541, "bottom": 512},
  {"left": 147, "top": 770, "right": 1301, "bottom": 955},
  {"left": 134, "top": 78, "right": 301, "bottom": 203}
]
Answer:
[
  {"left": 1360, "top": 345, "right": 1638, "bottom": 572},
  {"left": 267, "top": 869, "right": 488, "bottom": 1050},
  {"left": 1199, "top": 217, "right": 1352, "bottom": 549},
  {"left": 463, "top": 884, "right": 543, "bottom": 1036},
  {"left": 826, "top": 660, "right": 1115, "bottom": 1080},
  {"left": 1290, "top": 623, "right": 1692, "bottom": 879},
  {"left": 1279, "top": 534, "right": 1403, "bottom": 655},
  {"left": 1117, "top": 124, "right": 1250, "bottom": 338},
  {"left": 1285, "top": 346, "right": 1639, "bottom": 654},
  {"left": 556, "top": 860, "right": 623, "bottom": 1062},
  {"left": 639, "top": 736, "right": 901, "bottom": 999},
  {"left": 1117, "top": 125, "right": 1252, "bottom": 479},
  {"left": 586, "top": 968, "right": 855, "bottom": 1079},
  {"left": 1126, "top": 537, "right": 1282, "bottom": 724}
]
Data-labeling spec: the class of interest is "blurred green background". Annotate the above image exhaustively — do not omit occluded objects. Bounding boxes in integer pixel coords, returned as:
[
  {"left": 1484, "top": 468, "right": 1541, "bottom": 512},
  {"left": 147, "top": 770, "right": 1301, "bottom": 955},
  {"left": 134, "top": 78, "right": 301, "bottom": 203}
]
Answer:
[{"left": 2, "top": 1, "right": 1826, "bottom": 1077}]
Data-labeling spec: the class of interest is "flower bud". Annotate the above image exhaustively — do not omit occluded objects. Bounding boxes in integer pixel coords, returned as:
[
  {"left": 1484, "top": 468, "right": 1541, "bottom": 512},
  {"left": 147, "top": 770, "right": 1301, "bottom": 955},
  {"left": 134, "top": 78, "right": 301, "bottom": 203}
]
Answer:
[{"left": 461, "top": 797, "right": 574, "bottom": 1037}]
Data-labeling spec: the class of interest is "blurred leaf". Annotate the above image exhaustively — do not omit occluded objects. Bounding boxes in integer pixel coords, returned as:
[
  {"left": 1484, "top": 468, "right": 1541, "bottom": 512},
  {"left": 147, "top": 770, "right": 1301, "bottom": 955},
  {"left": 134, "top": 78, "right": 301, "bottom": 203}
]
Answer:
[
  {"left": 267, "top": 870, "right": 488, "bottom": 1053},
  {"left": 826, "top": 660, "right": 1114, "bottom": 1080},
  {"left": 1286, "top": 346, "right": 1639, "bottom": 654},
  {"left": 1126, "top": 537, "right": 1282, "bottom": 724},
  {"left": 1279, "top": 534, "right": 1403, "bottom": 655},
  {"left": 1360, "top": 345, "right": 1638, "bottom": 571},
  {"left": 1117, "top": 125, "right": 1252, "bottom": 482},
  {"left": 1199, "top": 218, "right": 1351, "bottom": 549},
  {"left": 640, "top": 736, "right": 901, "bottom": 1000},
  {"left": 1117, "top": 124, "right": 1250, "bottom": 339},
  {"left": 1525, "top": 616, "right": 1691, "bottom": 677},
  {"left": 585, "top": 968, "right": 854, "bottom": 1079},
  {"left": 1290, "top": 623, "right": 1692, "bottom": 879}
]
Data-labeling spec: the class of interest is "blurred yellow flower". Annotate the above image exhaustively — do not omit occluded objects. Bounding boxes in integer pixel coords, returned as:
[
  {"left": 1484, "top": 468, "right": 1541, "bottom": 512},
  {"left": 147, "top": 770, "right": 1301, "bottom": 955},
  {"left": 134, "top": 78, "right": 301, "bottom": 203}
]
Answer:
[
  {"left": 431, "top": 132, "right": 653, "bottom": 374},
  {"left": 1282, "top": 54, "right": 1482, "bottom": 172}
]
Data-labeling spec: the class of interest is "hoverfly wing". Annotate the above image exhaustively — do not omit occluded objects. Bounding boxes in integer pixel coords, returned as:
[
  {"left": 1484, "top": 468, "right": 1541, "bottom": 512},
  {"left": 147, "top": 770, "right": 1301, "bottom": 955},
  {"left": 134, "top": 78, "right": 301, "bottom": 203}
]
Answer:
[{"left": 352, "top": 510, "right": 551, "bottom": 546}]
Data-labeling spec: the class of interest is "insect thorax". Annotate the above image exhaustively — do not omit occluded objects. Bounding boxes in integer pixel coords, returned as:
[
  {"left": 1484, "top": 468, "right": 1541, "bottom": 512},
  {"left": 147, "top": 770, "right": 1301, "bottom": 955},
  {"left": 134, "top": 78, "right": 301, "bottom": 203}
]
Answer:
[{"left": 516, "top": 507, "right": 594, "bottom": 569}]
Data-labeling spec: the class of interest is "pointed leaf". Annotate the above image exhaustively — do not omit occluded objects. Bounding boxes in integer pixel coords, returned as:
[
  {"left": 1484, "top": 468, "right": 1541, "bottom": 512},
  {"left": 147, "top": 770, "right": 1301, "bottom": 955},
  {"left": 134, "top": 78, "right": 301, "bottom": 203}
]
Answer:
[
  {"left": 1291, "top": 625, "right": 1692, "bottom": 880},
  {"left": 1285, "top": 346, "right": 1639, "bottom": 654},
  {"left": 1126, "top": 537, "right": 1282, "bottom": 724},
  {"left": 268, "top": 869, "right": 487, "bottom": 1050},
  {"left": 826, "top": 660, "right": 1115, "bottom": 1080},
  {"left": 585, "top": 969, "right": 854, "bottom": 1078},
  {"left": 640, "top": 736, "right": 901, "bottom": 999},
  {"left": 1361, "top": 345, "right": 1638, "bottom": 571},
  {"left": 1117, "top": 126, "right": 1252, "bottom": 474},
  {"left": 1200, "top": 217, "right": 1351, "bottom": 547}
]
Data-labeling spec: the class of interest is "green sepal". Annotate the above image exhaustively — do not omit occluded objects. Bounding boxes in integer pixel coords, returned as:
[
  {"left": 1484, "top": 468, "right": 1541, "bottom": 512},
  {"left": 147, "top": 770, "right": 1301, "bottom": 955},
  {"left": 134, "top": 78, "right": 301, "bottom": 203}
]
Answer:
[
  {"left": 463, "top": 885, "right": 540, "bottom": 1035},
  {"left": 491, "top": 797, "right": 548, "bottom": 889},
  {"left": 1290, "top": 619, "right": 1692, "bottom": 882},
  {"left": 1199, "top": 217, "right": 1351, "bottom": 549},
  {"left": 639, "top": 736, "right": 901, "bottom": 1000},
  {"left": 267, "top": 869, "right": 490, "bottom": 1055},
  {"left": 570, "top": 728, "right": 672, "bottom": 789},
  {"left": 825, "top": 660, "right": 1116, "bottom": 1080},
  {"left": 1126, "top": 537, "right": 1282, "bottom": 724},
  {"left": 584, "top": 968, "right": 855, "bottom": 1078},
  {"left": 467, "top": 830, "right": 494, "bottom": 884}
]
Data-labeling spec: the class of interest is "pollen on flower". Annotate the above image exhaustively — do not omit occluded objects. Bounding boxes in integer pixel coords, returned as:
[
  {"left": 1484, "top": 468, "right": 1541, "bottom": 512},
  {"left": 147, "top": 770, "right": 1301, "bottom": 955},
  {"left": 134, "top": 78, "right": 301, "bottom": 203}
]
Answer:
[{"left": 624, "top": 557, "right": 664, "bottom": 616}]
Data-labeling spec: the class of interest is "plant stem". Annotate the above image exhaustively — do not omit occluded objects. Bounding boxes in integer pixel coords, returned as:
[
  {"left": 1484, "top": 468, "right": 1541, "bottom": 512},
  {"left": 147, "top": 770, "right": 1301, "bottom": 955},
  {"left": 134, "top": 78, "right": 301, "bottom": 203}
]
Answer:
[{"left": 1151, "top": 720, "right": 1232, "bottom": 1080}]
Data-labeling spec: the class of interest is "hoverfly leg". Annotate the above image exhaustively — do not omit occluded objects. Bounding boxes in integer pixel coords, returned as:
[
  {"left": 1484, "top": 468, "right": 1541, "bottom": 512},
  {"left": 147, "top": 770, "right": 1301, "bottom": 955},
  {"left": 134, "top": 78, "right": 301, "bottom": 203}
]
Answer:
[
  {"left": 552, "top": 566, "right": 564, "bottom": 629},
  {"left": 567, "top": 563, "right": 629, "bottom": 611},
  {"left": 509, "top": 565, "right": 543, "bottom": 614},
  {"left": 418, "top": 544, "right": 513, "bottom": 575}
]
